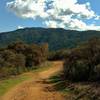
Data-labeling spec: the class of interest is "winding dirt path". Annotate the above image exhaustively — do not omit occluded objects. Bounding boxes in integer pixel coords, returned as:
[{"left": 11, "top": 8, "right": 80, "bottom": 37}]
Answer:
[{"left": 1, "top": 61, "right": 65, "bottom": 100}]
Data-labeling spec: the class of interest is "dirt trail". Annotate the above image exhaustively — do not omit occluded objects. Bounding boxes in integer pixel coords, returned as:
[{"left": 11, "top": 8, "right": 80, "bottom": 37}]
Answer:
[{"left": 1, "top": 61, "right": 65, "bottom": 100}]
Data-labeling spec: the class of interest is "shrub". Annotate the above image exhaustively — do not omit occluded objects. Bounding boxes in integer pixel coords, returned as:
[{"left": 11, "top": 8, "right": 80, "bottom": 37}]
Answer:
[
  {"left": 93, "top": 64, "right": 100, "bottom": 81},
  {"left": 48, "top": 49, "right": 70, "bottom": 60},
  {"left": 25, "top": 43, "right": 48, "bottom": 67},
  {"left": 63, "top": 38, "right": 100, "bottom": 82},
  {"left": 0, "top": 42, "right": 49, "bottom": 78},
  {"left": 63, "top": 60, "right": 89, "bottom": 81}
]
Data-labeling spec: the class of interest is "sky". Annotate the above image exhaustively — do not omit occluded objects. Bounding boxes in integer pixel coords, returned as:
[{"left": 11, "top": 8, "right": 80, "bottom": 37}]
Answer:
[{"left": 0, "top": 0, "right": 100, "bottom": 32}]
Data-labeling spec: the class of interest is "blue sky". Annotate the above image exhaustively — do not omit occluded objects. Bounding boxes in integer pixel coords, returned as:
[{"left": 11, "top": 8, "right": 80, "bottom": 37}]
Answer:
[
  {"left": 0, "top": 0, "right": 100, "bottom": 32},
  {"left": 0, "top": 0, "right": 43, "bottom": 32}
]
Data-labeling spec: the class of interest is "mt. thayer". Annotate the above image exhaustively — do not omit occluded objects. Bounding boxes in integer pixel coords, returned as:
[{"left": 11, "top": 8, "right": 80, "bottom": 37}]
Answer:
[{"left": 0, "top": 28, "right": 100, "bottom": 50}]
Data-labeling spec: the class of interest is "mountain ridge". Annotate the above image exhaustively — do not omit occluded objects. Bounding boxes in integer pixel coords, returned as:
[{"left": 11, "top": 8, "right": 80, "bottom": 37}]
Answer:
[{"left": 0, "top": 27, "right": 100, "bottom": 50}]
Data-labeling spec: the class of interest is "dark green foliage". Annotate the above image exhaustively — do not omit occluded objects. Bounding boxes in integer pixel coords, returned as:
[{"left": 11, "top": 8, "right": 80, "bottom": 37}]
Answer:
[
  {"left": 25, "top": 43, "right": 48, "bottom": 67},
  {"left": 0, "top": 28, "right": 100, "bottom": 50},
  {"left": 63, "top": 38, "right": 100, "bottom": 82},
  {"left": 48, "top": 49, "right": 70, "bottom": 60},
  {"left": 0, "top": 50, "right": 26, "bottom": 77},
  {"left": 7, "top": 41, "right": 28, "bottom": 54},
  {"left": 0, "top": 42, "right": 48, "bottom": 78}
]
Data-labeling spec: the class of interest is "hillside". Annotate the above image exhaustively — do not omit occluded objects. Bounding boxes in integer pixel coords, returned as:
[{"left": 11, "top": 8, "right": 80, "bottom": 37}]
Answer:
[{"left": 0, "top": 28, "right": 100, "bottom": 50}]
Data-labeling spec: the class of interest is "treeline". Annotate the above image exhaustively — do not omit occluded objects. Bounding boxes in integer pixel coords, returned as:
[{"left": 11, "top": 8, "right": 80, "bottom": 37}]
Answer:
[
  {"left": 0, "top": 42, "right": 48, "bottom": 78},
  {"left": 48, "top": 49, "right": 71, "bottom": 61},
  {"left": 63, "top": 38, "right": 100, "bottom": 82}
]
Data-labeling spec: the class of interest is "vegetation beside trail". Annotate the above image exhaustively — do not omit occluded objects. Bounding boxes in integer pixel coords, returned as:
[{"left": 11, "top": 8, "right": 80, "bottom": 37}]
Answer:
[
  {"left": 0, "top": 74, "right": 31, "bottom": 96},
  {"left": 0, "top": 42, "right": 48, "bottom": 79},
  {"left": 63, "top": 37, "right": 100, "bottom": 82},
  {"left": 49, "top": 73, "right": 100, "bottom": 100},
  {"left": 47, "top": 37, "right": 100, "bottom": 100},
  {"left": 0, "top": 41, "right": 50, "bottom": 97}
]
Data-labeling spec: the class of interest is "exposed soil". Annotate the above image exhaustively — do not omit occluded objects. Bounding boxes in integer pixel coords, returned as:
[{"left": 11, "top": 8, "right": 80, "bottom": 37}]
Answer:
[{"left": 1, "top": 61, "right": 65, "bottom": 100}]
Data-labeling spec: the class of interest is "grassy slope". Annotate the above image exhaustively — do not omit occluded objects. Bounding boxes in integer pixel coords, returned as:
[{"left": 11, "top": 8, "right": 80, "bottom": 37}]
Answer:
[
  {"left": 0, "top": 62, "right": 52, "bottom": 97},
  {"left": 0, "top": 75, "right": 31, "bottom": 96}
]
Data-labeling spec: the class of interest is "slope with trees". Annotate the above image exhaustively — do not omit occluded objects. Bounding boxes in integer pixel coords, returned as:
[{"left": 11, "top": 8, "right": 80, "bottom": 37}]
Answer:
[{"left": 0, "top": 28, "right": 100, "bottom": 50}]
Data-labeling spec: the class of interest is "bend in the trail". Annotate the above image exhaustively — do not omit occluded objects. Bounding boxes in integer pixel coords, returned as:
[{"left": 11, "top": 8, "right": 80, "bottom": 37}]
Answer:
[{"left": 1, "top": 61, "right": 65, "bottom": 100}]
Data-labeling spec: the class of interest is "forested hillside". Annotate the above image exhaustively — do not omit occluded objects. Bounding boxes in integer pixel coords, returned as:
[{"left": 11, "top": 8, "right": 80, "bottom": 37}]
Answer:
[{"left": 0, "top": 28, "right": 100, "bottom": 50}]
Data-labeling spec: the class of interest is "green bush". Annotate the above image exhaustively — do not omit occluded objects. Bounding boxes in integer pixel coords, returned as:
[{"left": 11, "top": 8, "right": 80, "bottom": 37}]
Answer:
[
  {"left": 63, "top": 38, "right": 100, "bottom": 82},
  {"left": 48, "top": 49, "right": 70, "bottom": 60},
  {"left": 0, "top": 42, "right": 48, "bottom": 78},
  {"left": 64, "top": 60, "right": 89, "bottom": 81}
]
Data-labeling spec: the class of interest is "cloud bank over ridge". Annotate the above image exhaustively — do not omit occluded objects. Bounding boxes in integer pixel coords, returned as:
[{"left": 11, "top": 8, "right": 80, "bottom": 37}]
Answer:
[{"left": 7, "top": 0, "right": 100, "bottom": 30}]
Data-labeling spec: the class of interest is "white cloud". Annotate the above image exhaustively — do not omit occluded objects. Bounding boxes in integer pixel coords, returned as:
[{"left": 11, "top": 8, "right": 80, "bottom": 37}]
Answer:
[
  {"left": 7, "top": 0, "right": 100, "bottom": 31},
  {"left": 7, "top": 0, "right": 48, "bottom": 19},
  {"left": 85, "top": 24, "right": 100, "bottom": 31},
  {"left": 50, "top": 0, "right": 95, "bottom": 19},
  {"left": 95, "top": 16, "right": 100, "bottom": 20},
  {"left": 45, "top": 20, "right": 58, "bottom": 28},
  {"left": 17, "top": 25, "right": 24, "bottom": 29}
]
